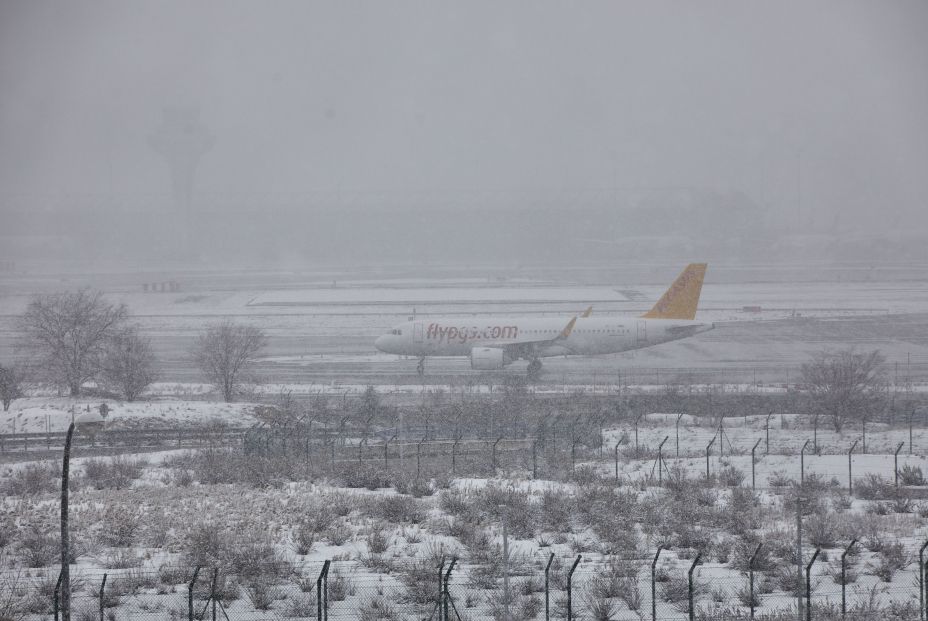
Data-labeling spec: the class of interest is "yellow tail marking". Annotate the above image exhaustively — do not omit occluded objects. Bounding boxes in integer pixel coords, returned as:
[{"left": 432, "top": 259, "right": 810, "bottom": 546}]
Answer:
[
  {"left": 581, "top": 305, "right": 593, "bottom": 318},
  {"left": 642, "top": 263, "right": 707, "bottom": 320},
  {"left": 559, "top": 316, "right": 578, "bottom": 339}
]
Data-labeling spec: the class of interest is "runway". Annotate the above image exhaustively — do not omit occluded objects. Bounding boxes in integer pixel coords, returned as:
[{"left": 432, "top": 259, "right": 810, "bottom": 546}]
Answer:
[{"left": 2, "top": 265, "right": 927, "bottom": 388}]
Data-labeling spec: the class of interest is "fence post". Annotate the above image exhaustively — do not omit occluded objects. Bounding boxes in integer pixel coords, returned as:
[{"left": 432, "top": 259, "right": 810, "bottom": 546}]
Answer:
[
  {"left": 749, "top": 544, "right": 762, "bottom": 621},
  {"left": 920, "top": 541, "right": 928, "bottom": 621},
  {"left": 210, "top": 568, "right": 218, "bottom": 621},
  {"left": 656, "top": 436, "right": 668, "bottom": 486},
  {"left": 848, "top": 440, "right": 858, "bottom": 495},
  {"left": 800, "top": 439, "right": 810, "bottom": 485},
  {"left": 417, "top": 437, "right": 425, "bottom": 480},
  {"left": 751, "top": 438, "right": 762, "bottom": 490},
  {"left": 805, "top": 548, "right": 821, "bottom": 621},
  {"left": 911, "top": 409, "right": 915, "bottom": 455},
  {"left": 894, "top": 441, "right": 905, "bottom": 487},
  {"left": 98, "top": 573, "right": 107, "bottom": 621},
  {"left": 862, "top": 417, "right": 867, "bottom": 454},
  {"left": 452, "top": 436, "right": 460, "bottom": 475},
  {"left": 765, "top": 412, "right": 773, "bottom": 454},
  {"left": 384, "top": 434, "right": 396, "bottom": 468},
  {"left": 688, "top": 553, "right": 702, "bottom": 621},
  {"left": 842, "top": 539, "right": 856, "bottom": 619},
  {"left": 615, "top": 442, "right": 620, "bottom": 482},
  {"left": 54, "top": 570, "right": 63, "bottom": 621},
  {"left": 651, "top": 545, "right": 664, "bottom": 621},
  {"left": 435, "top": 557, "right": 445, "bottom": 618},
  {"left": 532, "top": 440, "right": 537, "bottom": 479},
  {"left": 544, "top": 552, "right": 555, "bottom": 621},
  {"left": 316, "top": 560, "right": 330, "bottom": 621},
  {"left": 443, "top": 557, "right": 457, "bottom": 621},
  {"left": 493, "top": 436, "right": 502, "bottom": 474},
  {"left": 188, "top": 566, "right": 200, "bottom": 621},
  {"left": 676, "top": 413, "right": 684, "bottom": 458},
  {"left": 634, "top": 413, "right": 643, "bottom": 458},
  {"left": 705, "top": 435, "right": 716, "bottom": 479},
  {"left": 567, "top": 554, "right": 581, "bottom": 621}
]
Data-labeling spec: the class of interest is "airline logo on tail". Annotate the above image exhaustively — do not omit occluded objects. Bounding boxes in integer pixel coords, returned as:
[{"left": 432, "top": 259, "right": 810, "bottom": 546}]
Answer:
[{"left": 642, "top": 263, "right": 707, "bottom": 320}]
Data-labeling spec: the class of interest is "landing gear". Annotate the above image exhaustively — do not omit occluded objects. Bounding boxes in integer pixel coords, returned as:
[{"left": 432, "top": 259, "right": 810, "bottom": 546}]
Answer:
[
  {"left": 417, "top": 357, "right": 426, "bottom": 376},
  {"left": 527, "top": 358, "right": 542, "bottom": 380}
]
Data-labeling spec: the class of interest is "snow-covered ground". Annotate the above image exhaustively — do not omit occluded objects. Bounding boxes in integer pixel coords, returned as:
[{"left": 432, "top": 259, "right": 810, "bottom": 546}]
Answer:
[{"left": 1, "top": 397, "right": 258, "bottom": 434}]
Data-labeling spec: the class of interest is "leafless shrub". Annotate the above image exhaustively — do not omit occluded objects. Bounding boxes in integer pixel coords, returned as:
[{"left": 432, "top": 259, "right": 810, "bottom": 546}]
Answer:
[
  {"left": 540, "top": 488, "right": 574, "bottom": 531},
  {"left": 100, "top": 506, "right": 140, "bottom": 547},
  {"left": 873, "top": 541, "right": 908, "bottom": 582},
  {"left": 0, "top": 364, "right": 24, "bottom": 412},
  {"left": 662, "top": 571, "right": 707, "bottom": 613},
  {"left": 829, "top": 561, "right": 859, "bottom": 585},
  {"left": 805, "top": 510, "right": 838, "bottom": 549},
  {"left": 399, "top": 559, "right": 438, "bottom": 605},
  {"left": 584, "top": 594, "right": 619, "bottom": 621},
  {"left": 341, "top": 464, "right": 392, "bottom": 490},
  {"left": 373, "top": 494, "right": 426, "bottom": 524},
  {"left": 898, "top": 465, "right": 925, "bottom": 486},
  {"left": 801, "top": 348, "right": 887, "bottom": 432},
  {"left": 83, "top": 455, "right": 145, "bottom": 490},
  {"left": 855, "top": 474, "right": 894, "bottom": 500},
  {"left": 718, "top": 463, "right": 745, "bottom": 487},
  {"left": 359, "top": 595, "right": 400, "bottom": 621},
  {"left": 283, "top": 592, "right": 317, "bottom": 617},
  {"left": 589, "top": 560, "right": 641, "bottom": 611},
  {"left": 245, "top": 580, "right": 282, "bottom": 611},
  {"left": 191, "top": 320, "right": 266, "bottom": 402},
  {"left": 292, "top": 523, "right": 316, "bottom": 556},
  {"left": 0, "top": 569, "right": 28, "bottom": 621},
  {"left": 100, "top": 325, "right": 157, "bottom": 401},
  {"left": 366, "top": 524, "right": 390, "bottom": 554},
  {"left": 101, "top": 548, "right": 142, "bottom": 569},
  {"left": 324, "top": 524, "right": 352, "bottom": 546},
  {"left": 394, "top": 473, "right": 434, "bottom": 497},
  {"left": 17, "top": 526, "right": 59, "bottom": 567},
  {"left": 438, "top": 489, "right": 470, "bottom": 516},
  {"left": 1, "top": 461, "right": 59, "bottom": 496}
]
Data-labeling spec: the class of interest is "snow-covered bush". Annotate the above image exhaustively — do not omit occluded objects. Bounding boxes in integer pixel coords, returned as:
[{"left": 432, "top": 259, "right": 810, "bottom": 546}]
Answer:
[{"left": 1, "top": 461, "right": 59, "bottom": 496}]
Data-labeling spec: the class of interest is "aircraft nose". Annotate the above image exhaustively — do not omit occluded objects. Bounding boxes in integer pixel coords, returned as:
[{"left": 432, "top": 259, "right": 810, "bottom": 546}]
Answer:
[{"left": 375, "top": 335, "right": 387, "bottom": 351}]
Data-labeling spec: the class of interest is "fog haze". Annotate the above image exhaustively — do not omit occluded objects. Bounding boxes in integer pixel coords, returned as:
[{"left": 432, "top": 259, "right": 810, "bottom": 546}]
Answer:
[{"left": 1, "top": 1, "right": 926, "bottom": 265}]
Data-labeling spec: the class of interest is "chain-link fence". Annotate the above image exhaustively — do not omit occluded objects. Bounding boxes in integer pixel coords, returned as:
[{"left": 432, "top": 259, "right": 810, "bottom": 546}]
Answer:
[{"left": 6, "top": 551, "right": 928, "bottom": 621}]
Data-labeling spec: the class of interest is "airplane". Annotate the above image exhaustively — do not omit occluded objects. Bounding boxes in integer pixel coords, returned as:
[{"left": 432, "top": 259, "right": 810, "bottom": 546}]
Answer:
[{"left": 374, "top": 263, "right": 713, "bottom": 376}]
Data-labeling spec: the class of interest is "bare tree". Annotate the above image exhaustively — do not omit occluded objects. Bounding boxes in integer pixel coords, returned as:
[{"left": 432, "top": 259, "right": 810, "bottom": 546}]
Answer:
[
  {"left": 800, "top": 349, "right": 887, "bottom": 432},
  {"left": 192, "top": 321, "right": 267, "bottom": 402},
  {"left": 100, "top": 325, "right": 157, "bottom": 401},
  {"left": 19, "top": 289, "right": 128, "bottom": 397},
  {"left": 0, "top": 363, "right": 24, "bottom": 411}
]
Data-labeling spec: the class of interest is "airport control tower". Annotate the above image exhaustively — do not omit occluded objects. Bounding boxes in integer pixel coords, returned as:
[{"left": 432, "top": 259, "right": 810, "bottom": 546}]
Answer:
[{"left": 149, "top": 107, "right": 213, "bottom": 255}]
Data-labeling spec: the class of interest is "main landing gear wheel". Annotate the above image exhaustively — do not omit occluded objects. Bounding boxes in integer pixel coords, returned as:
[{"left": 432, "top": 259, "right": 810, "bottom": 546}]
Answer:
[
  {"left": 527, "top": 358, "right": 542, "bottom": 379},
  {"left": 417, "top": 357, "right": 425, "bottom": 376}
]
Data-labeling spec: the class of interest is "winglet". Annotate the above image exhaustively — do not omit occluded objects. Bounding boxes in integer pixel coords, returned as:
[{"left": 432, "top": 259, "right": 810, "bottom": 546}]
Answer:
[
  {"left": 559, "top": 316, "right": 578, "bottom": 339},
  {"left": 581, "top": 305, "right": 593, "bottom": 318},
  {"left": 642, "top": 263, "right": 707, "bottom": 320}
]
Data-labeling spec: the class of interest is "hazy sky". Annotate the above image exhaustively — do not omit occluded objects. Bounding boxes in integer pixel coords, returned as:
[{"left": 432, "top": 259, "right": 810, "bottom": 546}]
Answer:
[{"left": 1, "top": 1, "right": 926, "bottom": 230}]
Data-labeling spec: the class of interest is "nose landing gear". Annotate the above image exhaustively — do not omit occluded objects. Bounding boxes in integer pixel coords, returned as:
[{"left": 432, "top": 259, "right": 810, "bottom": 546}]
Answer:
[{"left": 527, "top": 358, "right": 542, "bottom": 380}]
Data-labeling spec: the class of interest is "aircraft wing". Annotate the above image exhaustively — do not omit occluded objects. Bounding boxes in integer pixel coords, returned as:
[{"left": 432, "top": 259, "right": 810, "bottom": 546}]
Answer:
[{"left": 484, "top": 316, "right": 579, "bottom": 357}]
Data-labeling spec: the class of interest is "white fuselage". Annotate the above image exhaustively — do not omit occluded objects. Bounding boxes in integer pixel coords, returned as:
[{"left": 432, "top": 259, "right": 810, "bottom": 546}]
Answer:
[{"left": 374, "top": 316, "right": 713, "bottom": 360}]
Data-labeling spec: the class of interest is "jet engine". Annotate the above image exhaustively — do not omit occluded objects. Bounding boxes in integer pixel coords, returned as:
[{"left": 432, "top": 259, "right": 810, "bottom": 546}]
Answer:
[{"left": 470, "top": 347, "right": 511, "bottom": 370}]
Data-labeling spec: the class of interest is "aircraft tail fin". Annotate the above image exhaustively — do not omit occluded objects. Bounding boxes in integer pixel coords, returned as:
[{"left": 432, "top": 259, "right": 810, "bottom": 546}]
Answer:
[{"left": 642, "top": 263, "right": 707, "bottom": 320}]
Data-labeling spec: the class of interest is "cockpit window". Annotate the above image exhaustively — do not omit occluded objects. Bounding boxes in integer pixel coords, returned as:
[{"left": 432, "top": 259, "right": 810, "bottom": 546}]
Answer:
[{"left": 390, "top": 329, "right": 402, "bottom": 336}]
